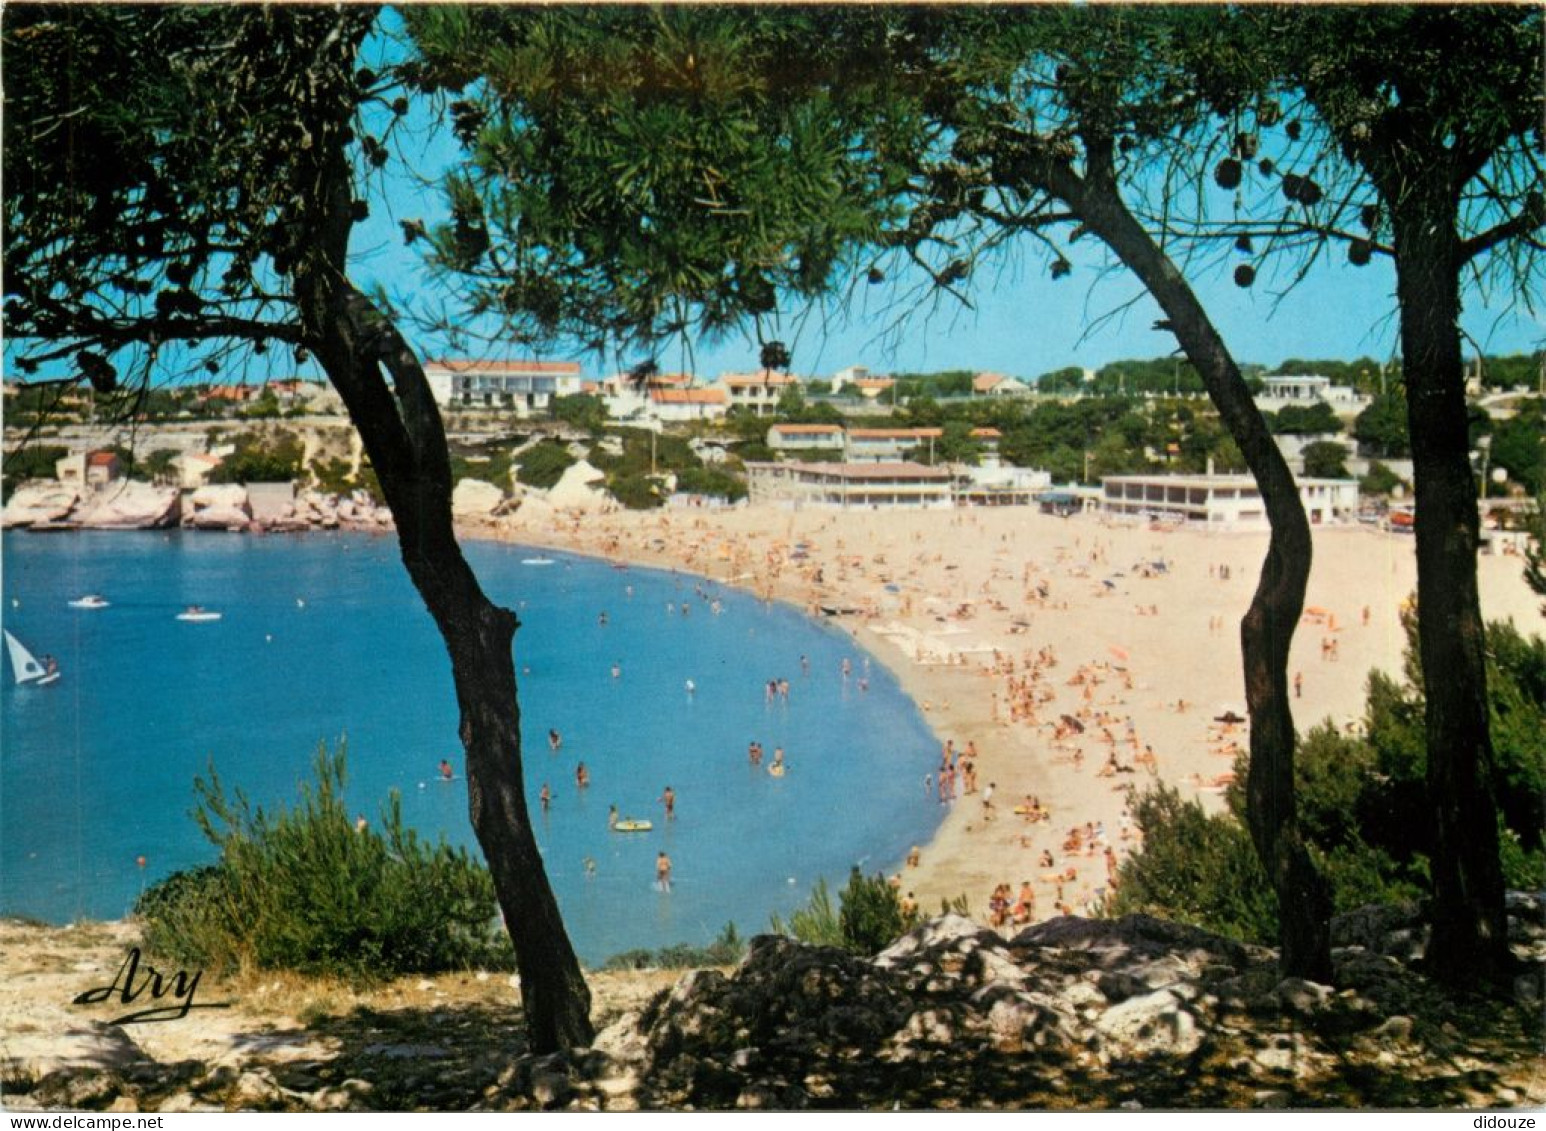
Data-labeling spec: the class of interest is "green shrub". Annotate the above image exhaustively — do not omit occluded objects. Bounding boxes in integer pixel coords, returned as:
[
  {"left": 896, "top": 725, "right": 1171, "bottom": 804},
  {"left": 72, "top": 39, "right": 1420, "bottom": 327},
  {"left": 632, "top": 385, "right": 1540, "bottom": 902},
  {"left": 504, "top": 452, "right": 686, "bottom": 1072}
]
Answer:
[
  {"left": 674, "top": 465, "right": 747, "bottom": 502},
  {"left": 772, "top": 868, "right": 922, "bottom": 955},
  {"left": 770, "top": 878, "right": 842, "bottom": 948},
  {"left": 1111, "top": 614, "right": 1546, "bottom": 938},
  {"left": 608, "top": 472, "right": 667, "bottom": 509},
  {"left": 838, "top": 867, "right": 922, "bottom": 955},
  {"left": 601, "top": 923, "right": 746, "bottom": 971},
  {"left": 136, "top": 742, "right": 511, "bottom": 979},
  {"left": 1, "top": 443, "right": 68, "bottom": 499},
  {"left": 515, "top": 440, "right": 575, "bottom": 489},
  {"left": 1108, "top": 786, "right": 1278, "bottom": 945}
]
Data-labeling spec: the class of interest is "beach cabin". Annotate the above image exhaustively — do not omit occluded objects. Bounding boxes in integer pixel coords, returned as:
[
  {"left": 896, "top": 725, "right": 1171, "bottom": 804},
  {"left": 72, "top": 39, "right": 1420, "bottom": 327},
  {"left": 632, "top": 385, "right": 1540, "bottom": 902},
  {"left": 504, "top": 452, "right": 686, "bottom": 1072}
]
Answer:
[{"left": 424, "top": 358, "right": 583, "bottom": 415}]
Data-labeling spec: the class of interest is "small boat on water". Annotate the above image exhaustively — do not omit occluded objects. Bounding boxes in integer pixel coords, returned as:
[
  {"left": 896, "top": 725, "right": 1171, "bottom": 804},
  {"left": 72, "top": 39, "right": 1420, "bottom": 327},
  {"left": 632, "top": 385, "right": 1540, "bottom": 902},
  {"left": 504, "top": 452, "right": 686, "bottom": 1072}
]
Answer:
[
  {"left": 4, "top": 630, "right": 61, "bottom": 686},
  {"left": 611, "top": 819, "right": 653, "bottom": 833},
  {"left": 176, "top": 605, "right": 223, "bottom": 623},
  {"left": 68, "top": 594, "right": 110, "bottom": 610},
  {"left": 521, "top": 557, "right": 556, "bottom": 566}
]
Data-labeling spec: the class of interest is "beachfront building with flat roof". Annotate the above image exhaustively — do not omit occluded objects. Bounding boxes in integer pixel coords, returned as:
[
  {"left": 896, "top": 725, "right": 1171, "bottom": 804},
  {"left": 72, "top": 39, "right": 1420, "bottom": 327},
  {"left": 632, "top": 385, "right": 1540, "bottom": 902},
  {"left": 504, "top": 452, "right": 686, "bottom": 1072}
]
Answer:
[
  {"left": 1100, "top": 473, "right": 1359, "bottom": 528},
  {"left": 745, "top": 461, "right": 957, "bottom": 509},
  {"left": 425, "top": 359, "right": 584, "bottom": 414}
]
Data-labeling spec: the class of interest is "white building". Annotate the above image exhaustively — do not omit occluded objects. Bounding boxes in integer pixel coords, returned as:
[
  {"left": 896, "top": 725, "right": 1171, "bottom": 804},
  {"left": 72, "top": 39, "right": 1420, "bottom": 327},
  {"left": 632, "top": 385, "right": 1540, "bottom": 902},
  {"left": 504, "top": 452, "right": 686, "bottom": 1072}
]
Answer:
[
  {"left": 424, "top": 359, "right": 583, "bottom": 414},
  {"left": 845, "top": 428, "right": 943, "bottom": 463},
  {"left": 767, "top": 423, "right": 846, "bottom": 452},
  {"left": 716, "top": 372, "right": 801, "bottom": 416},
  {"left": 1101, "top": 473, "right": 1359, "bottom": 528},
  {"left": 647, "top": 387, "right": 729, "bottom": 423},
  {"left": 1255, "top": 375, "right": 1366, "bottom": 411},
  {"left": 972, "top": 372, "right": 1030, "bottom": 397}
]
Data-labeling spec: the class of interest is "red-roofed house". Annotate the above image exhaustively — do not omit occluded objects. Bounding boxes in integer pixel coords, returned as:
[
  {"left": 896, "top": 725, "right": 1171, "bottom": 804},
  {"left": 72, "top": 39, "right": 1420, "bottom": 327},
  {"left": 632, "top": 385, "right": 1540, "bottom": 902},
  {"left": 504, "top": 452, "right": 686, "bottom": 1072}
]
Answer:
[
  {"left": 424, "top": 358, "right": 584, "bottom": 415},
  {"left": 745, "top": 461, "right": 957, "bottom": 509},
  {"left": 845, "top": 427, "right": 943, "bottom": 463},
  {"left": 85, "top": 451, "right": 123, "bottom": 488},
  {"left": 767, "top": 423, "right": 845, "bottom": 453},
  {"left": 972, "top": 372, "right": 1030, "bottom": 397},
  {"left": 648, "top": 387, "right": 729, "bottom": 423}
]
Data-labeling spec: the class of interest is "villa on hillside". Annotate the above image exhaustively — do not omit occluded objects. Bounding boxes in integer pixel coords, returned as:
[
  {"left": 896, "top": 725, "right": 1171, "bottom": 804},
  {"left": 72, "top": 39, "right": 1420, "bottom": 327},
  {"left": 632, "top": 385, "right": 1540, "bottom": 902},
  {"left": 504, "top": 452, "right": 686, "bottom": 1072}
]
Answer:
[
  {"left": 424, "top": 358, "right": 584, "bottom": 415},
  {"left": 846, "top": 427, "right": 944, "bottom": 463},
  {"left": 767, "top": 423, "right": 846, "bottom": 453},
  {"left": 715, "top": 372, "right": 801, "bottom": 416},
  {"left": 648, "top": 387, "right": 729, "bottom": 423},
  {"left": 1100, "top": 473, "right": 1359, "bottom": 528},
  {"left": 972, "top": 372, "right": 1031, "bottom": 397},
  {"left": 1254, "top": 375, "right": 1367, "bottom": 412}
]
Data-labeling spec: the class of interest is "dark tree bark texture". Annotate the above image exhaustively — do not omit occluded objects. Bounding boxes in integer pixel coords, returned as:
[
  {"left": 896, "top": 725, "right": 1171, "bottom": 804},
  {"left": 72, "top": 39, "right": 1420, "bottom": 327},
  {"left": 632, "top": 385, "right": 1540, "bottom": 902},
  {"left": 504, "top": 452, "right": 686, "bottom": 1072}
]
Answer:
[
  {"left": 285, "top": 17, "right": 595, "bottom": 1052},
  {"left": 1390, "top": 187, "right": 1509, "bottom": 989},
  {"left": 1040, "top": 146, "right": 1333, "bottom": 980}
]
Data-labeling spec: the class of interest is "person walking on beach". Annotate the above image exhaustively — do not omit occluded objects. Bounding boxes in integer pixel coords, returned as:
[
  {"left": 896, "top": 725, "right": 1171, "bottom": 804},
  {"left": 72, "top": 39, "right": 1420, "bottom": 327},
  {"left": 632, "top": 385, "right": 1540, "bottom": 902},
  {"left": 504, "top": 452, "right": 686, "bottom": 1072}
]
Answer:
[
  {"left": 656, "top": 851, "right": 673, "bottom": 892},
  {"left": 982, "top": 781, "right": 996, "bottom": 821}
]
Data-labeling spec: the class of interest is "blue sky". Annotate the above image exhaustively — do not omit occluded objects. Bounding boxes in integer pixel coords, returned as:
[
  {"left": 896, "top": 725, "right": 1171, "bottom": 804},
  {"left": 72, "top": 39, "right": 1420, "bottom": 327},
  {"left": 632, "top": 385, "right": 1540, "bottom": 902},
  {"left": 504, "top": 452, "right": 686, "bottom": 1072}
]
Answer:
[
  {"left": 347, "top": 22, "right": 1540, "bottom": 385},
  {"left": 7, "top": 14, "right": 1540, "bottom": 391}
]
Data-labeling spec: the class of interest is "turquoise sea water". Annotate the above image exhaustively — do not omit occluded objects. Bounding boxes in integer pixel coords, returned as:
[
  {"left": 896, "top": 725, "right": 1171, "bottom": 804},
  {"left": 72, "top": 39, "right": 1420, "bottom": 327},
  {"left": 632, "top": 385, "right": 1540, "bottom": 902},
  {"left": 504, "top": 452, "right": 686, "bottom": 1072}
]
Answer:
[{"left": 0, "top": 530, "right": 942, "bottom": 964}]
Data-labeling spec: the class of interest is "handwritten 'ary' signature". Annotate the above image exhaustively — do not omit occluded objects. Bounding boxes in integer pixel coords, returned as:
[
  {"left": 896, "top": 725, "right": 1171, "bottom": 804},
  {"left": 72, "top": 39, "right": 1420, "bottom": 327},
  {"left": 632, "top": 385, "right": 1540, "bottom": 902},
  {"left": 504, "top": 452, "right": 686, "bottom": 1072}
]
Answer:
[{"left": 72, "top": 947, "right": 229, "bottom": 1024}]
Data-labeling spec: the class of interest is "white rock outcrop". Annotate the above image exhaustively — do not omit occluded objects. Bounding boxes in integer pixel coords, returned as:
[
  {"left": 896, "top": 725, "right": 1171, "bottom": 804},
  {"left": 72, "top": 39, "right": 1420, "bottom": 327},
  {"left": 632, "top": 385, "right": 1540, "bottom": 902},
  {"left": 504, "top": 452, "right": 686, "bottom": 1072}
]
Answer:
[
  {"left": 452, "top": 478, "right": 505, "bottom": 519},
  {"left": 74, "top": 481, "right": 181, "bottom": 529},
  {"left": 1, "top": 483, "right": 82, "bottom": 528},
  {"left": 548, "top": 459, "right": 615, "bottom": 512},
  {"left": 187, "top": 483, "right": 252, "bottom": 530}
]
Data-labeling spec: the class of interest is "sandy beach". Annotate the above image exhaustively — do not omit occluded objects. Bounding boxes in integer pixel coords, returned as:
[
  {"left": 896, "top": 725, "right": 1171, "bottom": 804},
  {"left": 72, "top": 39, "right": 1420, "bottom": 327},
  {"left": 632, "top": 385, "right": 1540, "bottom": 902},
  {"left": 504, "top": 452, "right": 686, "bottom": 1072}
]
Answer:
[{"left": 465, "top": 502, "right": 1543, "bottom": 930}]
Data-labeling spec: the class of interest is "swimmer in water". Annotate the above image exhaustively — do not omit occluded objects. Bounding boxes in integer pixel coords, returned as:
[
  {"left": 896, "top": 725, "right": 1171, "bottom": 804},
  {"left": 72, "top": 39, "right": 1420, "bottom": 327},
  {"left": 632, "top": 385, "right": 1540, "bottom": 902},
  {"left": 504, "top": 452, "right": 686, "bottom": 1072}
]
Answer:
[
  {"left": 656, "top": 851, "right": 673, "bottom": 892},
  {"left": 438, "top": 759, "right": 454, "bottom": 781},
  {"left": 576, "top": 762, "right": 590, "bottom": 789},
  {"left": 548, "top": 729, "right": 562, "bottom": 752}
]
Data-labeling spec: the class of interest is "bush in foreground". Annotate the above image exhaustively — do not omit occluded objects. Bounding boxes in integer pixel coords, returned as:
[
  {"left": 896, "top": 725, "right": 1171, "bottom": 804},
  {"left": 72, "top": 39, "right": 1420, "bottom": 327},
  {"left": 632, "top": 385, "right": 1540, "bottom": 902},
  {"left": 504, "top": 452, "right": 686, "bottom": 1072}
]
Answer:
[
  {"left": 773, "top": 867, "right": 924, "bottom": 956},
  {"left": 136, "top": 742, "right": 511, "bottom": 979}
]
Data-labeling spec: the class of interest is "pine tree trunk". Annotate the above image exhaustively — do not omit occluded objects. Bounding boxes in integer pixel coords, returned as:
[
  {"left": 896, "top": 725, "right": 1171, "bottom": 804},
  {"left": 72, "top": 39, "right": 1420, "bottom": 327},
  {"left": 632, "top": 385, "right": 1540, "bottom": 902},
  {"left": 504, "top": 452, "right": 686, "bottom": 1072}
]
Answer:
[
  {"left": 1063, "top": 163, "right": 1333, "bottom": 981},
  {"left": 284, "top": 32, "right": 595, "bottom": 1048},
  {"left": 1390, "top": 190, "right": 1509, "bottom": 989}
]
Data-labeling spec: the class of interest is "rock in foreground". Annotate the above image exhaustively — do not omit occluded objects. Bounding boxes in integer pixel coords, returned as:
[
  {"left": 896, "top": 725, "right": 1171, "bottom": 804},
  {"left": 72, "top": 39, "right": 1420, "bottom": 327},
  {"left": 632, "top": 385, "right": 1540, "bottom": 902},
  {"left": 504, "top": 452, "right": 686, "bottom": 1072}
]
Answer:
[{"left": 4, "top": 906, "right": 1541, "bottom": 1113}]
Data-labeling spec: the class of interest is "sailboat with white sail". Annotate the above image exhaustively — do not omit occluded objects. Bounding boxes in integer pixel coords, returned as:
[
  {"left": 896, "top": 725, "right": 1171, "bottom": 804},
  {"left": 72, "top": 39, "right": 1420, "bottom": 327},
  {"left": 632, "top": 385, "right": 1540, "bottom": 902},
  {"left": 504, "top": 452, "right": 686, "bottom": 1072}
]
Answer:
[{"left": 4, "top": 629, "right": 61, "bottom": 686}]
